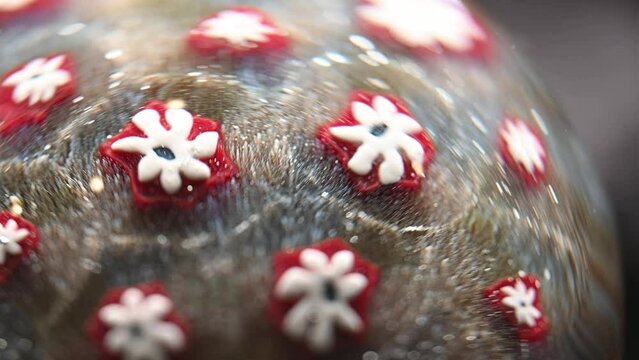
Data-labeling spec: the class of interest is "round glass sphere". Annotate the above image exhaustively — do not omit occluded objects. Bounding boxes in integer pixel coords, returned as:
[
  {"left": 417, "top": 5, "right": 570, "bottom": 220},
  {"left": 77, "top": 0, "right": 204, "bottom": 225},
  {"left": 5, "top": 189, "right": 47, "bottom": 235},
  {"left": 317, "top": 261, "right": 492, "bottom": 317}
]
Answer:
[{"left": 0, "top": 1, "right": 622, "bottom": 359}]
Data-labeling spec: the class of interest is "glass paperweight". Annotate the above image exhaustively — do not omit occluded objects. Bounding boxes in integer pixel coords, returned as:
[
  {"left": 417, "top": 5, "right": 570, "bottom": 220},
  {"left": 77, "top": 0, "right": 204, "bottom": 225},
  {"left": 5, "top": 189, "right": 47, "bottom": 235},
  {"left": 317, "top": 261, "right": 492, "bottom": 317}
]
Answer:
[{"left": 0, "top": 1, "right": 622, "bottom": 359}]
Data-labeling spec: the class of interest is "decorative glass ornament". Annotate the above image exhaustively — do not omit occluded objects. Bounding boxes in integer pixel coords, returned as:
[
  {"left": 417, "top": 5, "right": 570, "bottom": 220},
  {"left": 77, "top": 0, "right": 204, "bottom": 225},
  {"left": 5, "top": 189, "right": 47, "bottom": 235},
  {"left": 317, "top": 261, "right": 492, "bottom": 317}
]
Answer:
[{"left": 0, "top": 0, "right": 622, "bottom": 359}]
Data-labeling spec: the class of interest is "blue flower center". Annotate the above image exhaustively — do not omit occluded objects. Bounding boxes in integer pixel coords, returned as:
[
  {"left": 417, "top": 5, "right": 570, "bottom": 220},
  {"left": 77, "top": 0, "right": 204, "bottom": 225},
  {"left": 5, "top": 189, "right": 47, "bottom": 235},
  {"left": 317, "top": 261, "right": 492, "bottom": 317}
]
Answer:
[
  {"left": 153, "top": 146, "right": 176, "bottom": 160},
  {"left": 369, "top": 124, "right": 388, "bottom": 137},
  {"left": 323, "top": 281, "right": 338, "bottom": 301}
]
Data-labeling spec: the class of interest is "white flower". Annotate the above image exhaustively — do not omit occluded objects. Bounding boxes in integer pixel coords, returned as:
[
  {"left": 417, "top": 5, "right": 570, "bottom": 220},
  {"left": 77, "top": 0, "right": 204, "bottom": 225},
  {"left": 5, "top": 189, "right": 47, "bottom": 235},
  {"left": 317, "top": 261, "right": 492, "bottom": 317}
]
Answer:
[
  {"left": 99, "top": 288, "right": 186, "bottom": 360},
  {"left": 356, "top": 0, "right": 486, "bottom": 51},
  {"left": 329, "top": 96, "right": 426, "bottom": 185},
  {"left": 500, "top": 119, "right": 546, "bottom": 175},
  {"left": 500, "top": 279, "right": 542, "bottom": 327},
  {"left": 1, "top": 55, "right": 71, "bottom": 106},
  {"left": 0, "top": 219, "right": 29, "bottom": 265},
  {"left": 274, "top": 249, "right": 369, "bottom": 353},
  {"left": 195, "top": 10, "right": 281, "bottom": 47},
  {"left": 0, "top": 0, "right": 35, "bottom": 11},
  {"left": 111, "top": 108, "right": 219, "bottom": 194}
]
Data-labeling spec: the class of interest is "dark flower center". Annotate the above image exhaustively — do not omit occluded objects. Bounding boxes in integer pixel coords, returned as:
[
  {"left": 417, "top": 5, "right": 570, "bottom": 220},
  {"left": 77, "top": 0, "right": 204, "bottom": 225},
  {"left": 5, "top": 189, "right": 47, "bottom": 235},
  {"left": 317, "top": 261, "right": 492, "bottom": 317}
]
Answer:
[
  {"left": 29, "top": 74, "right": 44, "bottom": 81},
  {"left": 128, "top": 323, "right": 145, "bottom": 338},
  {"left": 153, "top": 146, "right": 176, "bottom": 160},
  {"left": 323, "top": 281, "right": 338, "bottom": 301},
  {"left": 369, "top": 124, "right": 388, "bottom": 137}
]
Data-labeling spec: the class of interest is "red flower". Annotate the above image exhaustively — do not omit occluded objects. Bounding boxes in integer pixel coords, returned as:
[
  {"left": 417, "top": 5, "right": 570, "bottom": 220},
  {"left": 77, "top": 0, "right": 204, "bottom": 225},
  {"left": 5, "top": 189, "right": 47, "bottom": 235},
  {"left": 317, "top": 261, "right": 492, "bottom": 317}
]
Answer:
[
  {"left": 0, "top": 53, "right": 76, "bottom": 135},
  {"left": 188, "top": 6, "right": 289, "bottom": 57},
  {"left": 498, "top": 117, "right": 549, "bottom": 187},
  {"left": 0, "top": 211, "right": 40, "bottom": 284},
  {"left": 355, "top": 0, "right": 492, "bottom": 59},
  {"left": 87, "top": 282, "right": 190, "bottom": 360},
  {"left": 270, "top": 238, "right": 380, "bottom": 353},
  {"left": 99, "top": 101, "right": 238, "bottom": 208},
  {"left": 318, "top": 90, "right": 436, "bottom": 193},
  {"left": 0, "top": 0, "right": 61, "bottom": 23},
  {"left": 484, "top": 274, "right": 549, "bottom": 341}
]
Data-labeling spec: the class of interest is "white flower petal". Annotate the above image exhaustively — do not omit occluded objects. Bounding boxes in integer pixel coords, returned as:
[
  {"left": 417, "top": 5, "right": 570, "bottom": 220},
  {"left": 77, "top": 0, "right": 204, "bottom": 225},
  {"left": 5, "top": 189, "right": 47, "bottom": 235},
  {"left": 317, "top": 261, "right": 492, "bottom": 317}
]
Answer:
[
  {"left": 103, "top": 327, "right": 130, "bottom": 353},
  {"left": 140, "top": 294, "right": 173, "bottom": 319},
  {"left": 347, "top": 143, "right": 380, "bottom": 176},
  {"left": 2, "top": 69, "right": 30, "bottom": 87},
  {"left": 390, "top": 113, "right": 422, "bottom": 133},
  {"left": 189, "top": 131, "right": 219, "bottom": 159},
  {"left": 0, "top": 250, "right": 6, "bottom": 265},
  {"left": 328, "top": 250, "right": 354, "bottom": 276},
  {"left": 282, "top": 299, "right": 314, "bottom": 339},
  {"left": 329, "top": 125, "right": 371, "bottom": 143},
  {"left": 307, "top": 311, "right": 335, "bottom": 353},
  {"left": 333, "top": 303, "right": 364, "bottom": 332},
  {"left": 121, "top": 288, "right": 145, "bottom": 307},
  {"left": 112, "top": 136, "right": 152, "bottom": 154},
  {"left": 160, "top": 168, "right": 183, "bottom": 194},
  {"left": 501, "top": 296, "right": 520, "bottom": 309},
  {"left": 23, "top": 57, "right": 46, "bottom": 73},
  {"left": 149, "top": 322, "right": 186, "bottom": 351},
  {"left": 356, "top": 6, "right": 389, "bottom": 28},
  {"left": 525, "top": 288, "right": 537, "bottom": 303},
  {"left": 99, "top": 304, "right": 131, "bottom": 326},
  {"left": 528, "top": 306, "right": 541, "bottom": 319},
  {"left": 179, "top": 158, "right": 211, "bottom": 181},
  {"left": 372, "top": 96, "right": 397, "bottom": 117},
  {"left": 523, "top": 313, "right": 537, "bottom": 327},
  {"left": 499, "top": 285, "right": 517, "bottom": 297},
  {"left": 39, "top": 84, "right": 56, "bottom": 103},
  {"left": 245, "top": 31, "right": 270, "bottom": 43},
  {"left": 124, "top": 340, "right": 167, "bottom": 360},
  {"left": 137, "top": 155, "right": 164, "bottom": 183},
  {"left": 401, "top": 28, "right": 439, "bottom": 48},
  {"left": 165, "top": 108, "right": 194, "bottom": 140},
  {"left": 274, "top": 267, "right": 314, "bottom": 299},
  {"left": 14, "top": 229, "right": 30, "bottom": 241},
  {"left": 48, "top": 70, "right": 72, "bottom": 87},
  {"left": 132, "top": 109, "right": 165, "bottom": 138},
  {"left": 28, "top": 86, "right": 43, "bottom": 106},
  {"left": 5, "top": 241, "right": 22, "bottom": 255},
  {"left": 351, "top": 101, "right": 382, "bottom": 126},
  {"left": 444, "top": 33, "right": 474, "bottom": 52},
  {"left": 514, "top": 280, "right": 527, "bottom": 294},
  {"left": 11, "top": 82, "right": 32, "bottom": 104},
  {"left": 378, "top": 149, "right": 405, "bottom": 184},
  {"left": 398, "top": 134, "right": 425, "bottom": 165},
  {"left": 336, "top": 273, "right": 368, "bottom": 300},
  {"left": 42, "top": 55, "right": 66, "bottom": 72},
  {"left": 4, "top": 219, "right": 18, "bottom": 231},
  {"left": 299, "top": 249, "right": 329, "bottom": 272}
]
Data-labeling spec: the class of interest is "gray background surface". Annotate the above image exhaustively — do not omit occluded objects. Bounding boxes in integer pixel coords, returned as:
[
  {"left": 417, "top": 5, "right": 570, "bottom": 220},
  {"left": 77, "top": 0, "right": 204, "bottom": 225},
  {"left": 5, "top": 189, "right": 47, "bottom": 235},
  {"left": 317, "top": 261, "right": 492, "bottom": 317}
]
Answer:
[{"left": 479, "top": 0, "right": 639, "bottom": 357}]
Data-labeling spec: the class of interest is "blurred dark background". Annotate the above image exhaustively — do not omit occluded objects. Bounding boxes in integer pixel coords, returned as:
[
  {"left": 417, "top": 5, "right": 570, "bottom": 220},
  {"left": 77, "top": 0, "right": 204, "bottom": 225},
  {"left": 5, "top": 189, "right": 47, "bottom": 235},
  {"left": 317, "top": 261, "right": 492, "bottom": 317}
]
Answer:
[{"left": 478, "top": 0, "right": 639, "bottom": 357}]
